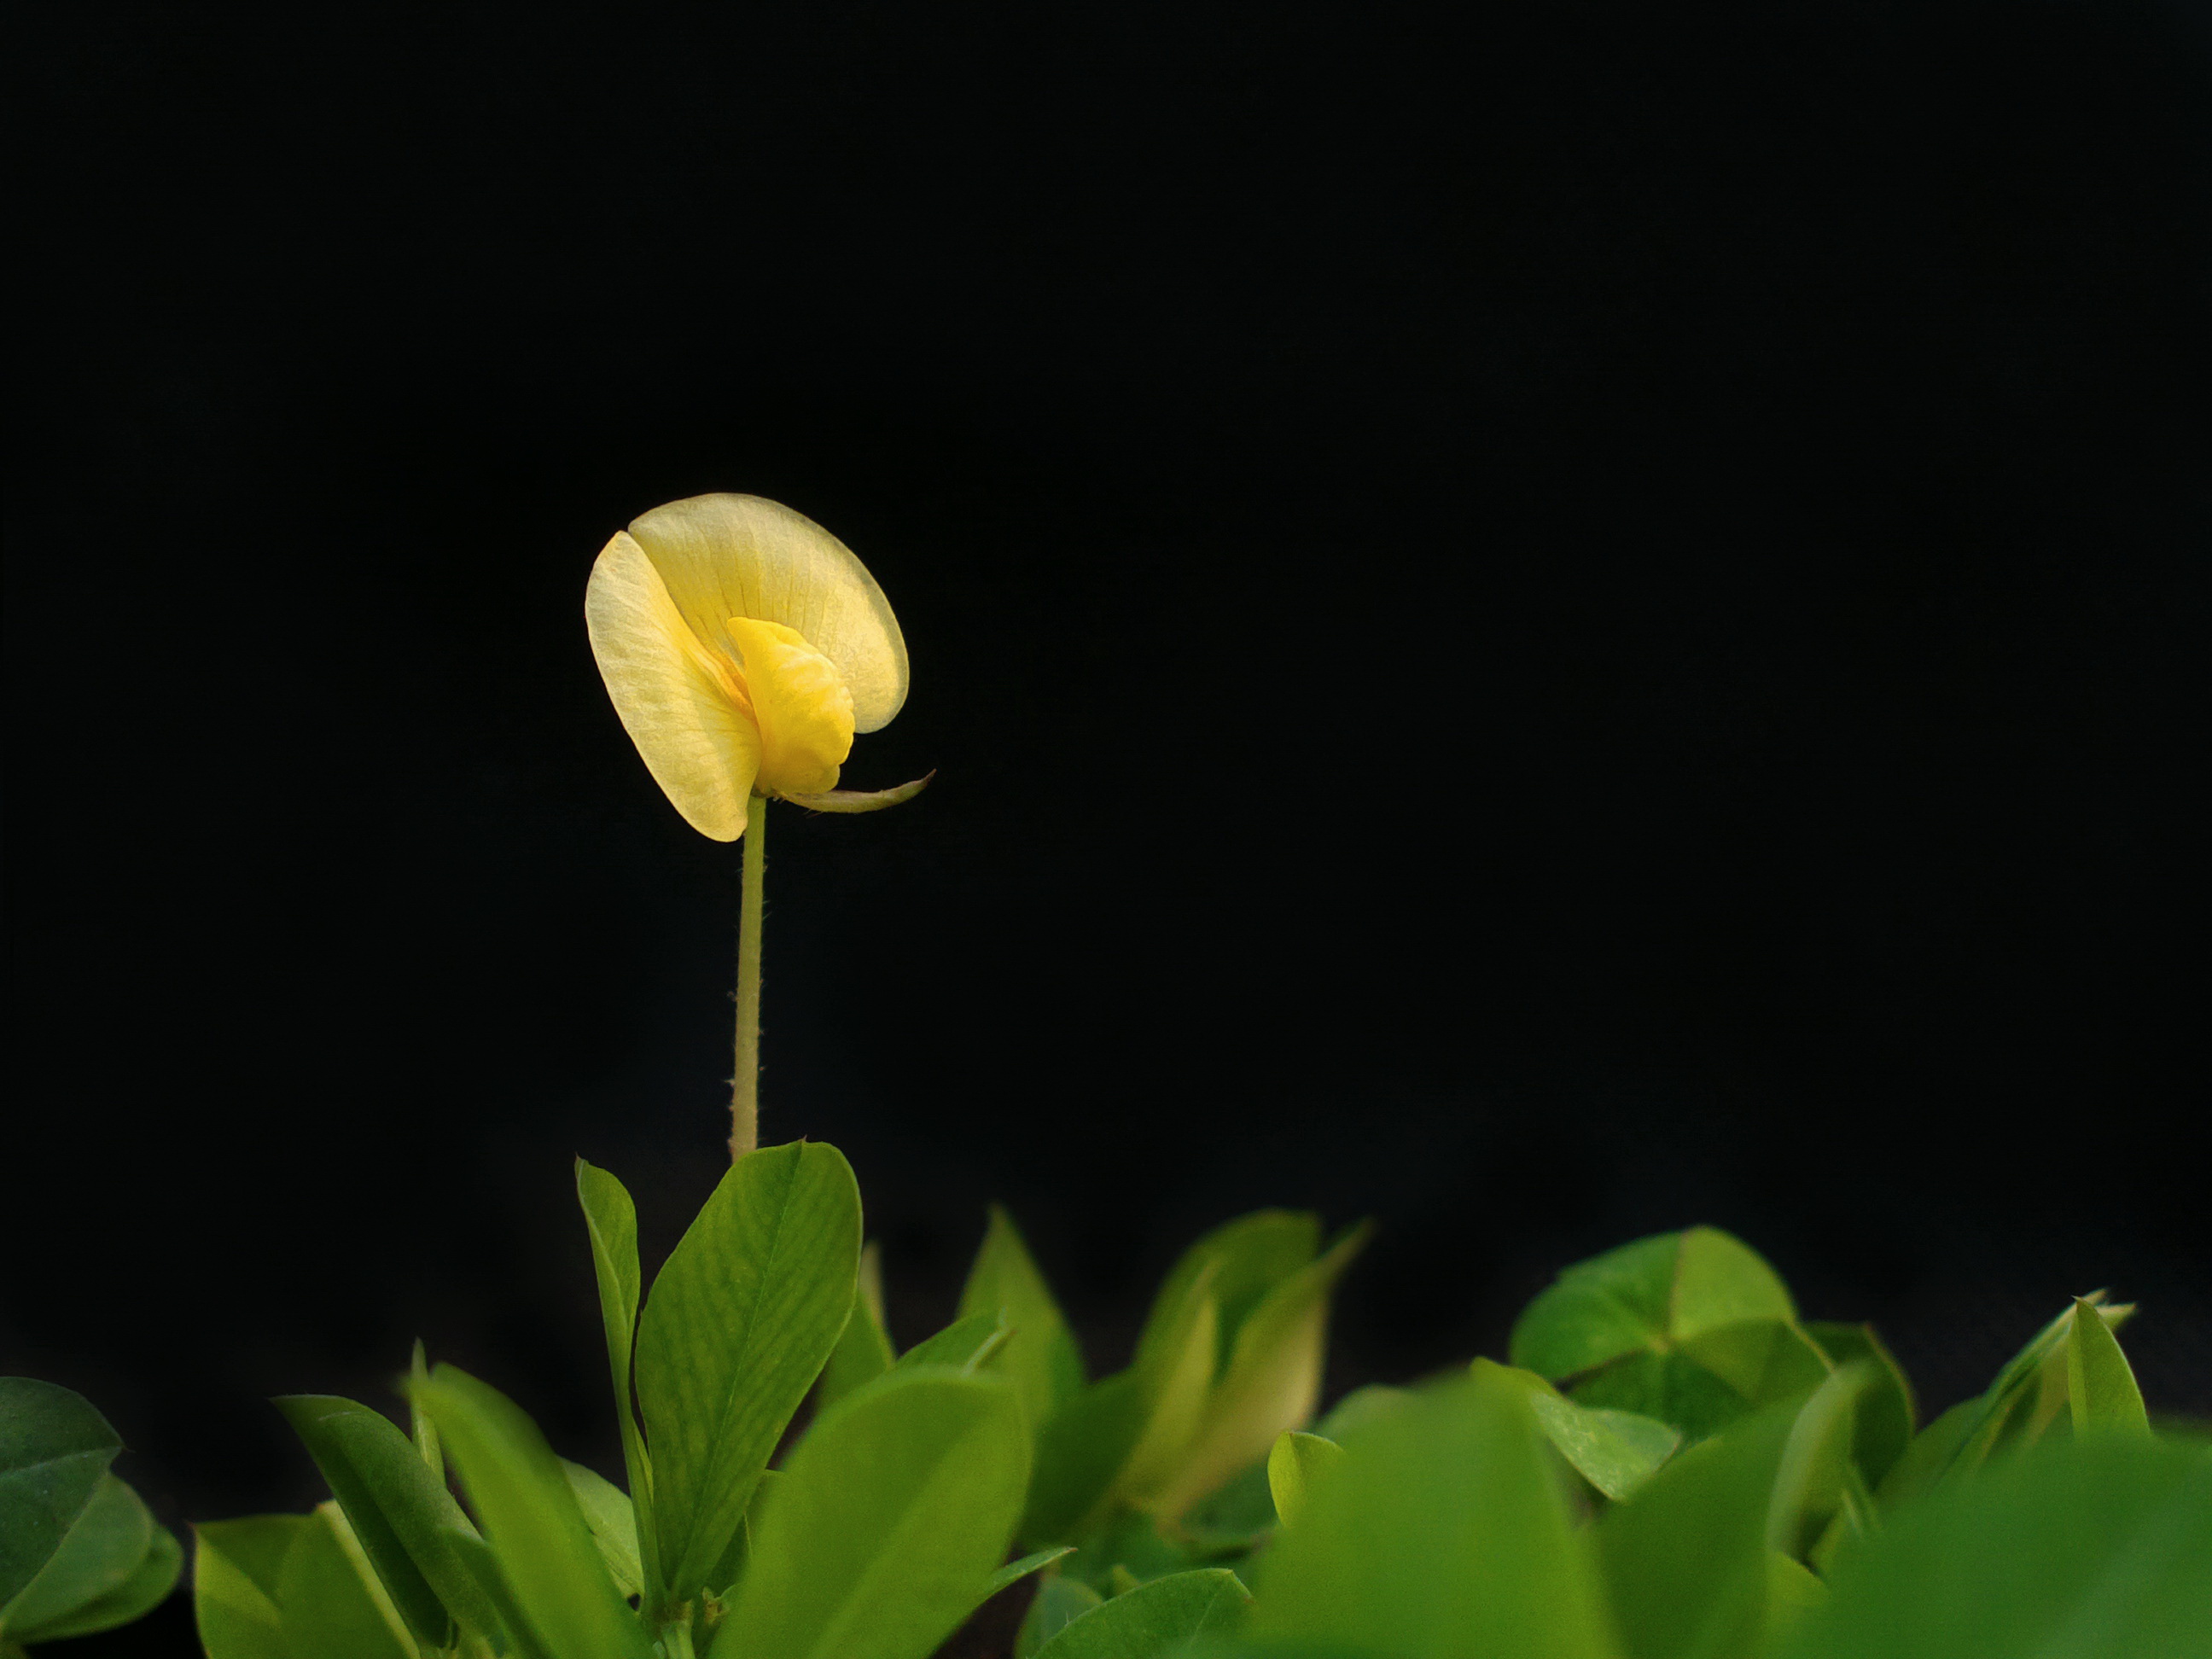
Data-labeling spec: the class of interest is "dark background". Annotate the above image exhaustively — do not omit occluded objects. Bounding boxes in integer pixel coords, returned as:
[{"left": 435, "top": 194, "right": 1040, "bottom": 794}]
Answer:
[{"left": 9, "top": 3, "right": 2209, "bottom": 1649}]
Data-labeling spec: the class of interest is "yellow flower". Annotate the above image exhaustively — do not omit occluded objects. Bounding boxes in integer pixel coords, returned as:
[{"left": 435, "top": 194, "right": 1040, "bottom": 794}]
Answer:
[{"left": 585, "top": 494, "right": 913, "bottom": 840}]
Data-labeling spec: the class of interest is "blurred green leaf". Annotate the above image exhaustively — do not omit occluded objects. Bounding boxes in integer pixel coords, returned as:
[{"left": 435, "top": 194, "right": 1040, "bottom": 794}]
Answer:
[
  {"left": 2, "top": 1474, "right": 151, "bottom": 1638},
  {"left": 408, "top": 1364, "right": 651, "bottom": 1659},
  {"left": 1033, "top": 1567, "right": 1251, "bottom": 1659},
  {"left": 1266, "top": 1431, "right": 1343, "bottom": 1528},
  {"left": 897, "top": 1312, "right": 1011, "bottom": 1374},
  {"left": 1023, "top": 1372, "right": 1147, "bottom": 1547},
  {"left": 1150, "top": 1225, "right": 1372, "bottom": 1521},
  {"left": 714, "top": 1370, "right": 1029, "bottom": 1659},
  {"left": 575, "top": 1158, "right": 656, "bottom": 1591},
  {"left": 1181, "top": 1458, "right": 1278, "bottom": 1553},
  {"left": 275, "top": 1393, "right": 496, "bottom": 1647},
  {"left": 1595, "top": 1394, "right": 1804, "bottom": 1659},
  {"left": 10, "top": 1520, "right": 179, "bottom": 1641},
  {"left": 1778, "top": 1436, "right": 2212, "bottom": 1659},
  {"left": 2067, "top": 1296, "right": 2151, "bottom": 1436},
  {"left": 1802, "top": 1323, "right": 1915, "bottom": 1488},
  {"left": 562, "top": 1460, "right": 643, "bottom": 1599},
  {"left": 276, "top": 1504, "right": 416, "bottom": 1659},
  {"left": 961, "top": 1208, "right": 1087, "bottom": 1429},
  {"left": 1249, "top": 1368, "right": 1621, "bottom": 1658},
  {"left": 0, "top": 1377, "right": 123, "bottom": 1607},
  {"left": 1569, "top": 1352, "right": 1766, "bottom": 1444},
  {"left": 192, "top": 1516, "right": 306, "bottom": 1659},
  {"left": 818, "top": 1243, "right": 897, "bottom": 1412},
  {"left": 1312, "top": 1384, "right": 1412, "bottom": 1440},
  {"left": 1117, "top": 1277, "right": 1220, "bottom": 1505},
  {"left": 1876, "top": 1398, "right": 1976, "bottom": 1511},
  {"left": 1136, "top": 1214, "right": 1319, "bottom": 1381},
  {"left": 1016, "top": 1575, "right": 1103, "bottom": 1659},
  {"left": 1475, "top": 1359, "right": 1684, "bottom": 1501},
  {"left": 1511, "top": 1231, "right": 1816, "bottom": 1447},
  {"left": 634, "top": 1141, "right": 861, "bottom": 1599},
  {"left": 987, "top": 1547, "right": 1075, "bottom": 1597},
  {"left": 1766, "top": 1365, "right": 1872, "bottom": 1563},
  {"left": 1932, "top": 1296, "right": 2132, "bottom": 1481}
]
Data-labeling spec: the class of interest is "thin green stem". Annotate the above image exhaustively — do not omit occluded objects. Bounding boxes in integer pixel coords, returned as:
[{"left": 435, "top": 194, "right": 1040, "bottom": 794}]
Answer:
[{"left": 731, "top": 793, "right": 767, "bottom": 1161}]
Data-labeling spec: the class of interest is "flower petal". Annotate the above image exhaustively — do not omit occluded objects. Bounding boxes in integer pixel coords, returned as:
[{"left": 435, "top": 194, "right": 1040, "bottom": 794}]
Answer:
[
  {"left": 726, "top": 619, "right": 854, "bottom": 798},
  {"left": 626, "top": 495, "right": 909, "bottom": 733},
  {"left": 585, "top": 532, "right": 762, "bottom": 840}
]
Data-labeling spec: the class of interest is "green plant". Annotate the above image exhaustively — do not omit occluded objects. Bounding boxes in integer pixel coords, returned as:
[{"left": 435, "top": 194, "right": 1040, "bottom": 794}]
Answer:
[
  {"left": 1, "top": 1378, "right": 183, "bottom": 1652},
  {"left": 166, "top": 494, "right": 2207, "bottom": 1656}
]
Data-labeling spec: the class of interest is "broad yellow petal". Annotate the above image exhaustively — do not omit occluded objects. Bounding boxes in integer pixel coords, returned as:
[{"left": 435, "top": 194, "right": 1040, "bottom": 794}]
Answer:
[
  {"left": 626, "top": 495, "right": 908, "bottom": 733},
  {"left": 585, "top": 532, "right": 762, "bottom": 840},
  {"left": 726, "top": 618, "right": 854, "bottom": 798}
]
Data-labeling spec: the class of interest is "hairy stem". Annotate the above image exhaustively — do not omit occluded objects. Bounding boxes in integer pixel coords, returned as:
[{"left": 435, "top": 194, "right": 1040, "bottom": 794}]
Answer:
[{"left": 731, "top": 794, "right": 767, "bottom": 1161}]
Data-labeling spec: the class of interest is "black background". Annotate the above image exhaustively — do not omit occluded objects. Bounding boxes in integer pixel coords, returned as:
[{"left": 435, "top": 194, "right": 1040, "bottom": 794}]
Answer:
[{"left": 9, "top": 3, "right": 2209, "bottom": 1650}]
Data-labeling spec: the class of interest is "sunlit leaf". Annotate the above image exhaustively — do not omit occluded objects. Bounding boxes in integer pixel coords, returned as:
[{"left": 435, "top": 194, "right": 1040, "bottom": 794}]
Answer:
[
  {"left": 192, "top": 1516, "right": 306, "bottom": 1659},
  {"left": 1250, "top": 1368, "right": 1621, "bottom": 1658},
  {"left": 1266, "top": 1431, "right": 1343, "bottom": 1528},
  {"left": 960, "top": 1207, "right": 1086, "bottom": 1430},
  {"left": 713, "top": 1370, "right": 1029, "bottom": 1659},
  {"left": 634, "top": 1140, "right": 861, "bottom": 1598},
  {"left": 1778, "top": 1437, "right": 2212, "bottom": 1659}
]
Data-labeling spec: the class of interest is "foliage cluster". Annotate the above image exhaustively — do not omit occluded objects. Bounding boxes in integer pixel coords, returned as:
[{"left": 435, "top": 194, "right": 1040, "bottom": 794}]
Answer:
[{"left": 9, "top": 1154, "right": 2204, "bottom": 1659}]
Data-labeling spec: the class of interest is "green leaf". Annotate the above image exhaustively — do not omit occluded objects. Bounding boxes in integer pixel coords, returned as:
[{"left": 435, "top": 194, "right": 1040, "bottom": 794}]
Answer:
[
  {"left": 10, "top": 1521, "right": 179, "bottom": 1641},
  {"left": 1510, "top": 1233, "right": 1683, "bottom": 1381},
  {"left": 987, "top": 1546, "right": 1076, "bottom": 1598},
  {"left": 1016, "top": 1575, "right": 1103, "bottom": 1659},
  {"left": 1312, "top": 1383, "right": 1412, "bottom": 1440},
  {"left": 562, "top": 1460, "right": 643, "bottom": 1598},
  {"left": 1766, "top": 1365, "right": 1874, "bottom": 1563},
  {"left": 1511, "top": 1231, "right": 1815, "bottom": 1446},
  {"left": 1022, "top": 1372, "right": 1147, "bottom": 1547},
  {"left": 1150, "top": 1224, "right": 1372, "bottom": 1521},
  {"left": 1777, "top": 1436, "right": 2212, "bottom": 1659},
  {"left": 1930, "top": 1296, "right": 2133, "bottom": 1481},
  {"left": 0, "top": 1378, "right": 123, "bottom": 1607},
  {"left": 1, "top": 1474, "right": 151, "bottom": 1637},
  {"left": 634, "top": 1140, "right": 862, "bottom": 1598},
  {"left": 274, "top": 1393, "right": 498, "bottom": 1647},
  {"left": 405, "top": 1342, "right": 442, "bottom": 1485},
  {"left": 1802, "top": 1322, "right": 1915, "bottom": 1488},
  {"left": 1116, "top": 1279, "right": 1220, "bottom": 1505},
  {"left": 1266, "top": 1432, "right": 1343, "bottom": 1528},
  {"left": 1250, "top": 1367, "right": 1621, "bottom": 1658},
  {"left": 713, "top": 1369, "right": 1031, "bottom": 1659},
  {"left": 818, "top": 1242, "right": 897, "bottom": 1412},
  {"left": 192, "top": 1516, "right": 306, "bottom": 1659},
  {"left": 897, "top": 1312, "right": 1012, "bottom": 1373},
  {"left": 1033, "top": 1568, "right": 1251, "bottom": 1659},
  {"left": 1136, "top": 1214, "right": 1320, "bottom": 1379},
  {"left": 276, "top": 1504, "right": 416, "bottom": 1659},
  {"left": 1181, "top": 1457, "right": 1279, "bottom": 1552},
  {"left": 575, "top": 1157, "right": 656, "bottom": 1592},
  {"left": 407, "top": 1364, "right": 652, "bottom": 1659},
  {"left": 1474, "top": 1358, "right": 1685, "bottom": 1502},
  {"left": 961, "top": 1207, "right": 1087, "bottom": 1430},
  {"left": 1568, "top": 1352, "right": 1768, "bottom": 1444},
  {"left": 2066, "top": 1296, "right": 2151, "bottom": 1436},
  {"left": 1594, "top": 1390, "right": 1811, "bottom": 1659}
]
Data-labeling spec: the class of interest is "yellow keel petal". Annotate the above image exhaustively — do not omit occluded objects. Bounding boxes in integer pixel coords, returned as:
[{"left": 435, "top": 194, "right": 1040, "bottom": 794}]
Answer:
[
  {"left": 585, "top": 532, "right": 762, "bottom": 840},
  {"left": 727, "top": 618, "right": 855, "bottom": 798},
  {"left": 626, "top": 495, "right": 909, "bottom": 733}
]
